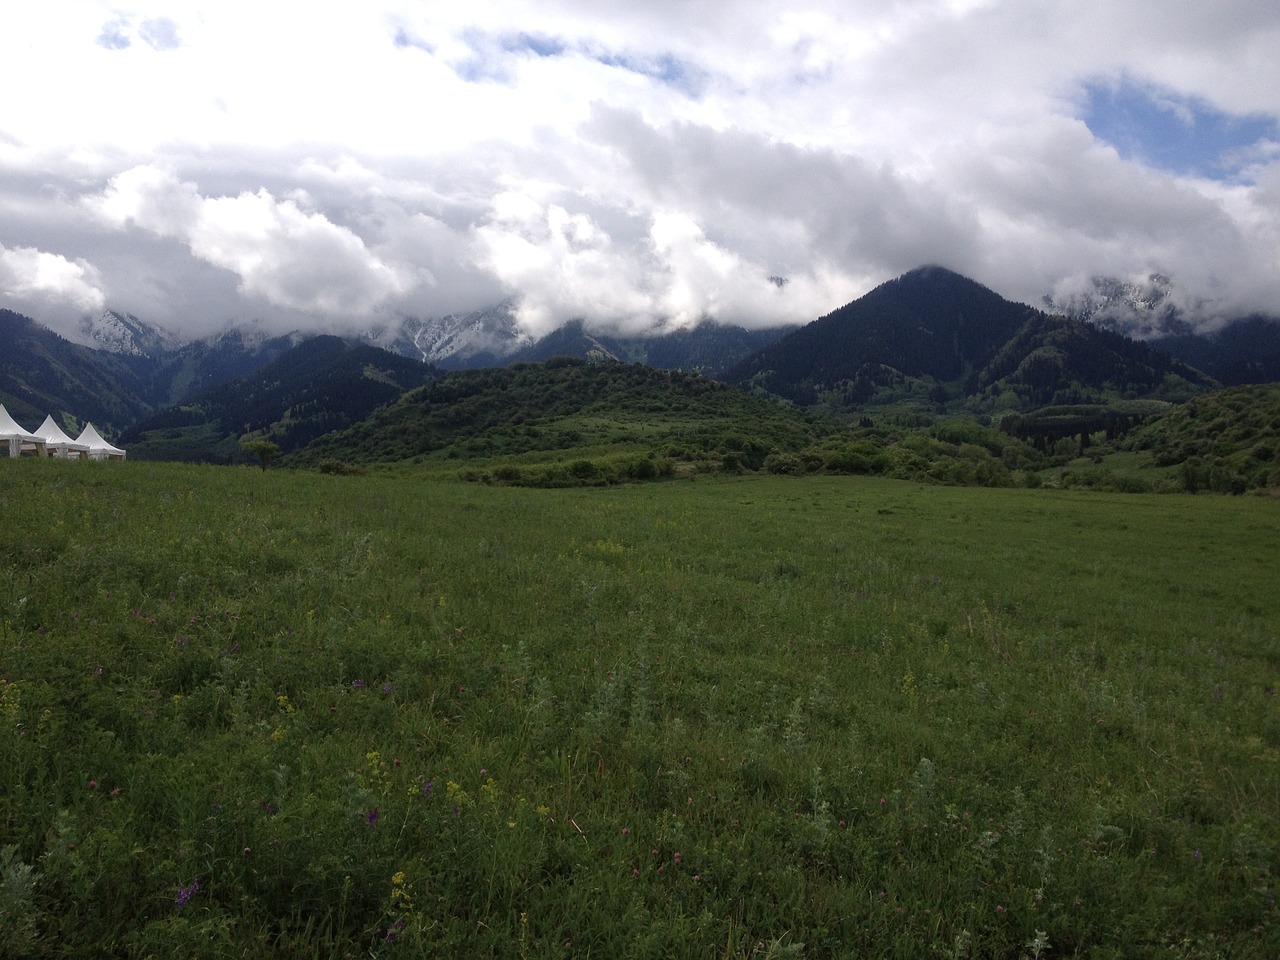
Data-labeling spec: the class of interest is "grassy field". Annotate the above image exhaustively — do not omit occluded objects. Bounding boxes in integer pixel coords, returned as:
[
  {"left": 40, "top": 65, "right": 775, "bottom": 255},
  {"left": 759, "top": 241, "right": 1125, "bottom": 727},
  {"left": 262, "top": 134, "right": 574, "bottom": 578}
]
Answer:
[{"left": 2, "top": 460, "right": 1278, "bottom": 958}]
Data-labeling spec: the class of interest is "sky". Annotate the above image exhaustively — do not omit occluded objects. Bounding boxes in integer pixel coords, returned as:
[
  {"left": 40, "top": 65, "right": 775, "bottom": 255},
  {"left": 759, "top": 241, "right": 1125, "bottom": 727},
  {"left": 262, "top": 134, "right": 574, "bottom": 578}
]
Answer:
[{"left": 1, "top": 1, "right": 1278, "bottom": 343}]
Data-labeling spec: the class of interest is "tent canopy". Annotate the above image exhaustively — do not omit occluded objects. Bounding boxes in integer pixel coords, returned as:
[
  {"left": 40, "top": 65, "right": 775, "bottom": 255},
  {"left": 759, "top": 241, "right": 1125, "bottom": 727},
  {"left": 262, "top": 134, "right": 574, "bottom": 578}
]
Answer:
[
  {"left": 34, "top": 414, "right": 90, "bottom": 459},
  {"left": 75, "top": 422, "right": 126, "bottom": 460},
  {"left": 0, "top": 404, "right": 48, "bottom": 457}
]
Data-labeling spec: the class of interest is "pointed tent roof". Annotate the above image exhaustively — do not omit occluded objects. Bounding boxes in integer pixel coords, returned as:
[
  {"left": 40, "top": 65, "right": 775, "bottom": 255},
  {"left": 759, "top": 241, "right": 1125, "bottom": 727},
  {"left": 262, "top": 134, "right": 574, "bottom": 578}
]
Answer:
[
  {"left": 34, "top": 415, "right": 91, "bottom": 456},
  {"left": 0, "top": 404, "right": 40, "bottom": 440},
  {"left": 75, "top": 422, "right": 126, "bottom": 459},
  {"left": 0, "top": 403, "right": 47, "bottom": 456}
]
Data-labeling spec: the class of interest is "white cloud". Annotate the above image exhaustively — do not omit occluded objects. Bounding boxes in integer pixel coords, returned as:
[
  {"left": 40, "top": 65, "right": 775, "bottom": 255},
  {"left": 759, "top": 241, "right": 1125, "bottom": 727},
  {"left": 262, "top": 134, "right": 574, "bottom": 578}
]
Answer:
[
  {"left": 91, "top": 166, "right": 409, "bottom": 317},
  {"left": 0, "top": 0, "right": 1276, "bottom": 337},
  {"left": 0, "top": 243, "right": 106, "bottom": 316}
]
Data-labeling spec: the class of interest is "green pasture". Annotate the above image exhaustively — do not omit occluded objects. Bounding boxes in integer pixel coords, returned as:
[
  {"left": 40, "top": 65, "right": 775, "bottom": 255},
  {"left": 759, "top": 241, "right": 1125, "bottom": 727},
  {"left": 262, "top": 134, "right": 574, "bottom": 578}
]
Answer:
[{"left": 2, "top": 460, "right": 1278, "bottom": 958}]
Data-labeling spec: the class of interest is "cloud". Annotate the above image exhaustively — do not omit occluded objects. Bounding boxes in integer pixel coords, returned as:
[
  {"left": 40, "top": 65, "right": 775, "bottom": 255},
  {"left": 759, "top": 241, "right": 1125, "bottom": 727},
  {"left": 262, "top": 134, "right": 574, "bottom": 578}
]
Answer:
[
  {"left": 92, "top": 166, "right": 408, "bottom": 317},
  {"left": 1, "top": 0, "right": 1278, "bottom": 340},
  {"left": 0, "top": 243, "right": 106, "bottom": 316},
  {"left": 472, "top": 182, "right": 861, "bottom": 337}
]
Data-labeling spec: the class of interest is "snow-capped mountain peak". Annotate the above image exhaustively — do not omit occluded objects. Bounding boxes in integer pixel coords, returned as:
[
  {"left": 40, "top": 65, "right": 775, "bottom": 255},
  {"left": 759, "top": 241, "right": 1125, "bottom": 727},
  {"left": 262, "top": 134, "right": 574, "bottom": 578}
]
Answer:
[
  {"left": 384, "top": 300, "right": 534, "bottom": 366},
  {"left": 1043, "top": 274, "right": 1204, "bottom": 339},
  {"left": 80, "top": 309, "right": 184, "bottom": 357}
]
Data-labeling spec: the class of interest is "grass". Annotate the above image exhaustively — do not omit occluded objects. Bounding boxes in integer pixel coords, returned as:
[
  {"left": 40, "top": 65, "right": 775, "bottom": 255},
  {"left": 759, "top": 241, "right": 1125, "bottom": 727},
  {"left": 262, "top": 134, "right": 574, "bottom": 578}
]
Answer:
[{"left": 2, "top": 459, "right": 1278, "bottom": 958}]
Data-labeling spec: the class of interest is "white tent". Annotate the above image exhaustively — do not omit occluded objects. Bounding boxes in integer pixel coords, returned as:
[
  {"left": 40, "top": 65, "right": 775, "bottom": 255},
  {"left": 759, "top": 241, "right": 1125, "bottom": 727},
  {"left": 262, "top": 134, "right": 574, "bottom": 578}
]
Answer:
[
  {"left": 75, "top": 422, "right": 126, "bottom": 460},
  {"left": 0, "top": 404, "right": 48, "bottom": 458},
  {"left": 34, "top": 414, "right": 91, "bottom": 459}
]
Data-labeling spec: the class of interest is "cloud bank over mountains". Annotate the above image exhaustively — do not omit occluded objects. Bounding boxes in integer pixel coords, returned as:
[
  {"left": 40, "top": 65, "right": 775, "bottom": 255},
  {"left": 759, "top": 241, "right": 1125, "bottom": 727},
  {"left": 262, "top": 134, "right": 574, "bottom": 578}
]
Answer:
[{"left": 1, "top": 0, "right": 1278, "bottom": 341}]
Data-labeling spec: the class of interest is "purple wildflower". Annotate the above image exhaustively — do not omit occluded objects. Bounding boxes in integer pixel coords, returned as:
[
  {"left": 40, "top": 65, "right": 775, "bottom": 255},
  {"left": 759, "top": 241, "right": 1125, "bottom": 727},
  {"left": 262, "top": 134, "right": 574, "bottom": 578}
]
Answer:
[
  {"left": 352, "top": 679, "right": 366, "bottom": 689},
  {"left": 366, "top": 806, "right": 379, "bottom": 828},
  {"left": 382, "top": 682, "right": 393, "bottom": 695},
  {"left": 175, "top": 878, "right": 199, "bottom": 910},
  {"left": 421, "top": 779, "right": 433, "bottom": 798}
]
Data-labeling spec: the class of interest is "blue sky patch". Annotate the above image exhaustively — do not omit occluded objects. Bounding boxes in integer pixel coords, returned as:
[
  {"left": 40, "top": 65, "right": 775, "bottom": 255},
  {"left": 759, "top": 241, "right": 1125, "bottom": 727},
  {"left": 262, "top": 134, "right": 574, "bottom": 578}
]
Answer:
[
  {"left": 96, "top": 19, "right": 131, "bottom": 50},
  {"left": 1083, "top": 76, "right": 1278, "bottom": 179},
  {"left": 393, "top": 28, "right": 434, "bottom": 53},
  {"left": 503, "top": 33, "right": 567, "bottom": 59},
  {"left": 440, "top": 29, "right": 705, "bottom": 97},
  {"left": 593, "top": 52, "right": 708, "bottom": 97}
]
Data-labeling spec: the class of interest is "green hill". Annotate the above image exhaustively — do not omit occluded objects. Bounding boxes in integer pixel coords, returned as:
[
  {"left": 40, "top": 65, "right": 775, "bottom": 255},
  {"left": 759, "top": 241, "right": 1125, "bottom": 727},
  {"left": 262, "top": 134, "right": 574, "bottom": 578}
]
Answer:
[
  {"left": 290, "top": 358, "right": 835, "bottom": 480},
  {"left": 1115, "top": 383, "right": 1280, "bottom": 493}
]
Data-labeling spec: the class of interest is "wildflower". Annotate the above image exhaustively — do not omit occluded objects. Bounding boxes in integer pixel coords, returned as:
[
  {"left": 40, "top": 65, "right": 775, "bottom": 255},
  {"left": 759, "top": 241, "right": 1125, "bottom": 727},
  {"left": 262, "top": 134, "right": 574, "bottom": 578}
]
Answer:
[
  {"left": 366, "top": 806, "right": 379, "bottom": 828},
  {"left": 382, "top": 682, "right": 393, "bottom": 695},
  {"left": 110, "top": 788, "right": 120, "bottom": 797},
  {"left": 175, "top": 879, "right": 200, "bottom": 910},
  {"left": 88, "top": 779, "right": 98, "bottom": 789},
  {"left": 352, "top": 679, "right": 366, "bottom": 689},
  {"left": 422, "top": 779, "right": 434, "bottom": 797}
]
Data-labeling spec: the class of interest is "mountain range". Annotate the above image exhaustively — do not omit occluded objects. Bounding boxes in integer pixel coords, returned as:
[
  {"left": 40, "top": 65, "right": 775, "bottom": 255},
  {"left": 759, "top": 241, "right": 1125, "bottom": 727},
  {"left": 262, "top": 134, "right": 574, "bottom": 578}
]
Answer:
[{"left": 3, "top": 264, "right": 1279, "bottom": 464}]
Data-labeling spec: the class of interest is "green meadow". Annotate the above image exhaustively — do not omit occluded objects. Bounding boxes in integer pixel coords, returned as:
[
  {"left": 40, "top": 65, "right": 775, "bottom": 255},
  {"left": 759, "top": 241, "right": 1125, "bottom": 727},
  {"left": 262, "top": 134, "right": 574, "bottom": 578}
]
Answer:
[{"left": 2, "top": 460, "right": 1278, "bottom": 958}]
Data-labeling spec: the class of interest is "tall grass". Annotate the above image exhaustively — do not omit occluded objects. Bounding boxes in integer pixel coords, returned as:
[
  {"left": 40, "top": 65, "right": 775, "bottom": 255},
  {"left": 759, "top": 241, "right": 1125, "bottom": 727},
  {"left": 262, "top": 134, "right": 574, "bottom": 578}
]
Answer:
[{"left": 2, "top": 459, "right": 1277, "bottom": 958}]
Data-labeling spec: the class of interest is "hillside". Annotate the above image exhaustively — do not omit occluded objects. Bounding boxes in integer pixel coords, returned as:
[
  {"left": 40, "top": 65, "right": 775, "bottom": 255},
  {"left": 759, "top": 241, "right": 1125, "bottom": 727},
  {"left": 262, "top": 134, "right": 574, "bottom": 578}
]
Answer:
[
  {"left": 0, "top": 308, "right": 154, "bottom": 432},
  {"left": 120, "top": 336, "right": 438, "bottom": 463},
  {"left": 726, "top": 266, "right": 1214, "bottom": 412},
  {"left": 140, "top": 329, "right": 304, "bottom": 408},
  {"left": 503, "top": 319, "right": 789, "bottom": 378},
  {"left": 1153, "top": 316, "right": 1280, "bottom": 386},
  {"left": 291, "top": 359, "right": 834, "bottom": 478},
  {"left": 1114, "top": 383, "right": 1280, "bottom": 493},
  {"left": 0, "top": 307, "right": 312, "bottom": 436},
  {"left": 974, "top": 313, "right": 1213, "bottom": 409}
]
